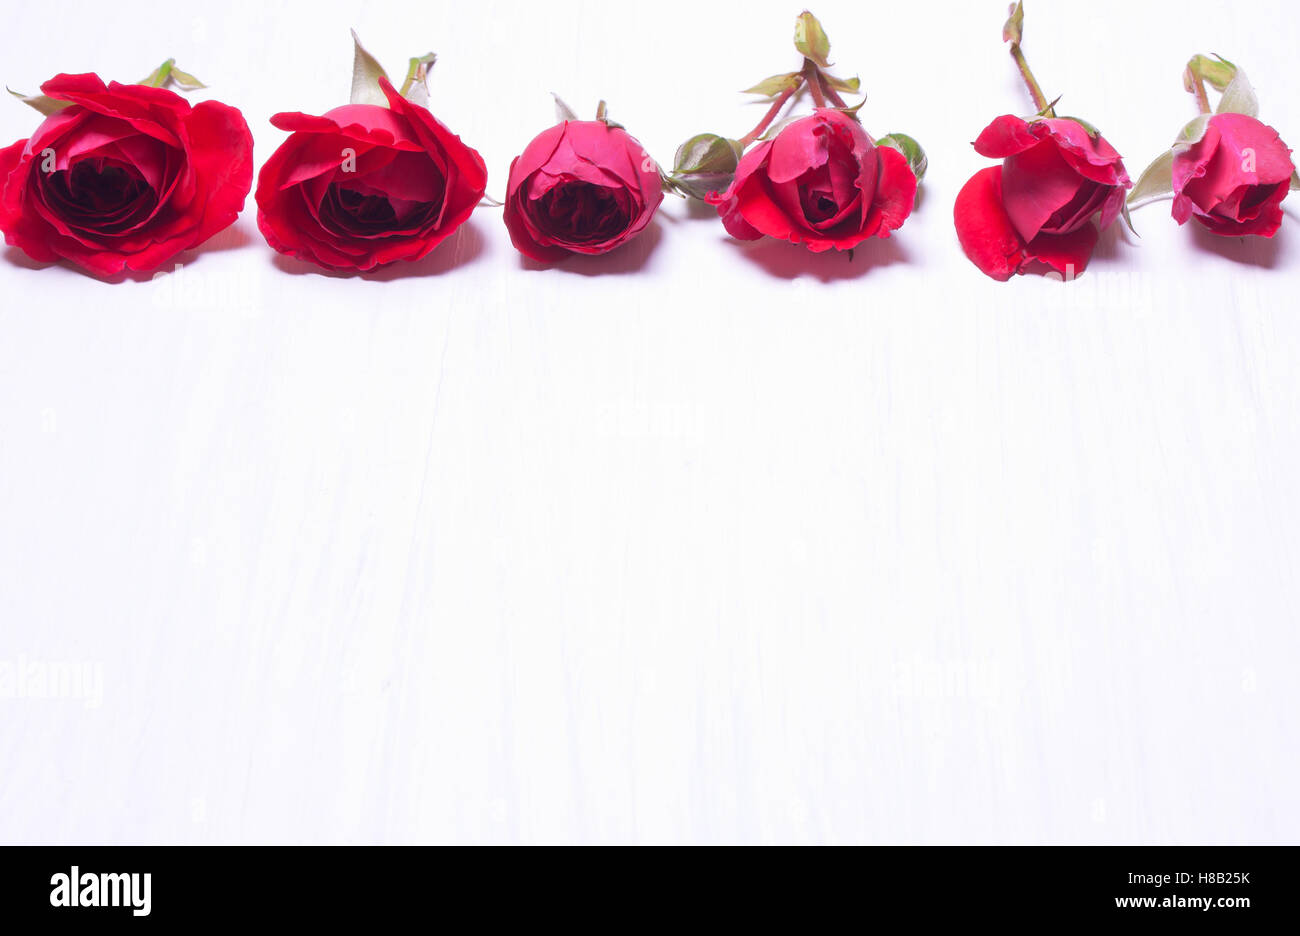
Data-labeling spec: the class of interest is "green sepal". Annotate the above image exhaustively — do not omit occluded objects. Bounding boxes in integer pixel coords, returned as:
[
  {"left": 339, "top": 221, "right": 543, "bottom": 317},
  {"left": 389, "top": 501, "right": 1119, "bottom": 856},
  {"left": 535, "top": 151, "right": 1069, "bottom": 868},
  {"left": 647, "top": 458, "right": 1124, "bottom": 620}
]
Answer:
[
  {"left": 349, "top": 30, "right": 390, "bottom": 106},
  {"left": 743, "top": 72, "right": 801, "bottom": 97},
  {"left": 875, "top": 132, "right": 927, "bottom": 182},
  {"left": 7, "top": 87, "right": 72, "bottom": 116},
  {"left": 1127, "top": 149, "right": 1175, "bottom": 210}
]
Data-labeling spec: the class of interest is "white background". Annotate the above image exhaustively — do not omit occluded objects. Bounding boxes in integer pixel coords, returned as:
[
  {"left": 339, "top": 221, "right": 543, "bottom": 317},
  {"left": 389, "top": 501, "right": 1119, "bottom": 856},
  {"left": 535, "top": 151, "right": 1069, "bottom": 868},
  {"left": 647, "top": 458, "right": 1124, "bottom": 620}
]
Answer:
[{"left": 1, "top": 0, "right": 1297, "bottom": 844}]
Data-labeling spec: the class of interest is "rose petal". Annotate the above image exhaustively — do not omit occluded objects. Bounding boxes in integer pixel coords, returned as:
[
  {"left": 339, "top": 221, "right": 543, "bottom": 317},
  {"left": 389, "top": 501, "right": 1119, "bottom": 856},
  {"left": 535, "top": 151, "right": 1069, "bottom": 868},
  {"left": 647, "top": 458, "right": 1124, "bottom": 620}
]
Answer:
[
  {"left": 954, "top": 165, "right": 1028, "bottom": 281},
  {"left": 1001, "top": 138, "right": 1092, "bottom": 241},
  {"left": 973, "top": 115, "right": 1042, "bottom": 159}
]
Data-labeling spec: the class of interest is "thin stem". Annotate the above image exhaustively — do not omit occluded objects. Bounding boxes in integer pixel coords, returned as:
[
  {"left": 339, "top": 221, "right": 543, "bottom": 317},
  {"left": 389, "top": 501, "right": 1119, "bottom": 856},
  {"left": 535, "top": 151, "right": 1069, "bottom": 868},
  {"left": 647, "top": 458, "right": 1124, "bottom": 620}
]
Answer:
[
  {"left": 737, "top": 83, "right": 799, "bottom": 148},
  {"left": 1185, "top": 67, "right": 1212, "bottom": 114},
  {"left": 1009, "top": 43, "right": 1049, "bottom": 113},
  {"left": 803, "top": 59, "right": 826, "bottom": 107},
  {"left": 816, "top": 70, "right": 848, "bottom": 109},
  {"left": 400, "top": 54, "right": 436, "bottom": 98}
]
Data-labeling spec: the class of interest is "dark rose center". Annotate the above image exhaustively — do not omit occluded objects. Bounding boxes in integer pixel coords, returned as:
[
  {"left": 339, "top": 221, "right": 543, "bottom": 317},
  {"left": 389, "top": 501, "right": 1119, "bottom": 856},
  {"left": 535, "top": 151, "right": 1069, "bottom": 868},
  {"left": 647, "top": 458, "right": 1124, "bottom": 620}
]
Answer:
[
  {"left": 321, "top": 182, "right": 441, "bottom": 237},
  {"left": 534, "top": 180, "right": 631, "bottom": 244},
  {"left": 39, "top": 157, "right": 156, "bottom": 233},
  {"left": 338, "top": 187, "right": 398, "bottom": 225},
  {"left": 791, "top": 126, "right": 862, "bottom": 230},
  {"left": 801, "top": 186, "right": 841, "bottom": 224}
]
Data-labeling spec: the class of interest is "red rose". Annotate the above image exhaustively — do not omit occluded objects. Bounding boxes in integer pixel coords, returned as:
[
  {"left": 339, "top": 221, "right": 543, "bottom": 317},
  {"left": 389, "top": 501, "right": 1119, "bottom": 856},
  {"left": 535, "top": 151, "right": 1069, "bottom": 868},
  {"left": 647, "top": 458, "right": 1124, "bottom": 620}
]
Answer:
[
  {"left": 1171, "top": 113, "right": 1294, "bottom": 237},
  {"left": 705, "top": 108, "right": 916, "bottom": 252},
  {"left": 955, "top": 115, "right": 1131, "bottom": 280},
  {"left": 0, "top": 73, "right": 252, "bottom": 276},
  {"left": 256, "top": 77, "right": 486, "bottom": 271},
  {"left": 503, "top": 120, "right": 663, "bottom": 261}
]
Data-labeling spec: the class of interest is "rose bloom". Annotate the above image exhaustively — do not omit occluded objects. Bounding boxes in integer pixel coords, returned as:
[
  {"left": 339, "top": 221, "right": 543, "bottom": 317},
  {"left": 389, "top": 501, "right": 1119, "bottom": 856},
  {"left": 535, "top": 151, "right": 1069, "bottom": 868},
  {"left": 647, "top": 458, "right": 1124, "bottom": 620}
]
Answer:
[
  {"left": 706, "top": 108, "right": 917, "bottom": 252},
  {"left": 0, "top": 73, "right": 252, "bottom": 276},
  {"left": 1172, "top": 113, "right": 1294, "bottom": 237},
  {"left": 503, "top": 120, "right": 663, "bottom": 261},
  {"left": 954, "top": 115, "right": 1130, "bottom": 280},
  {"left": 256, "top": 78, "right": 486, "bottom": 271}
]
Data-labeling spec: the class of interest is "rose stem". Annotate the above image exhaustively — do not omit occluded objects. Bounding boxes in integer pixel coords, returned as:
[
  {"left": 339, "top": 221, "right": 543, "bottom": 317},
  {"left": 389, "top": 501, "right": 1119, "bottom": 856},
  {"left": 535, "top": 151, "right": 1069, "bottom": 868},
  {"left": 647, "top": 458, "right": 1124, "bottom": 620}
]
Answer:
[
  {"left": 815, "top": 70, "right": 848, "bottom": 109},
  {"left": 399, "top": 65, "right": 419, "bottom": 97},
  {"left": 1185, "top": 66, "right": 1212, "bottom": 115},
  {"left": 1009, "top": 41, "right": 1050, "bottom": 113},
  {"left": 803, "top": 59, "right": 827, "bottom": 108},
  {"left": 736, "top": 83, "right": 800, "bottom": 148}
]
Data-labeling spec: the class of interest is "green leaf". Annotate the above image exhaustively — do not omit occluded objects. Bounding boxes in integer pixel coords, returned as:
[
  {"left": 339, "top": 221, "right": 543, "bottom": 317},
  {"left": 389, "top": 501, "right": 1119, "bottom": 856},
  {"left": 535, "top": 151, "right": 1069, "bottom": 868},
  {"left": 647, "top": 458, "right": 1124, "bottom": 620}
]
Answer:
[
  {"left": 1127, "top": 148, "right": 1175, "bottom": 209},
  {"left": 7, "top": 87, "right": 73, "bottom": 116},
  {"left": 794, "top": 11, "right": 831, "bottom": 68},
  {"left": 876, "top": 132, "right": 927, "bottom": 182},
  {"left": 1216, "top": 68, "right": 1258, "bottom": 117},
  {"left": 742, "top": 72, "right": 801, "bottom": 97},
  {"left": 349, "top": 29, "right": 390, "bottom": 106}
]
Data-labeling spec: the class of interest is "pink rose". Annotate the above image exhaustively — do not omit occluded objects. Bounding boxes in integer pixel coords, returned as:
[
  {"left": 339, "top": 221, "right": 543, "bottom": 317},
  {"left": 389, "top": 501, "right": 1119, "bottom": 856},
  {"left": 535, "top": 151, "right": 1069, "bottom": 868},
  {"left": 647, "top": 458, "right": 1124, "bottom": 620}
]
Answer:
[
  {"left": 955, "top": 115, "right": 1131, "bottom": 279},
  {"left": 1172, "top": 112, "right": 1294, "bottom": 237},
  {"left": 706, "top": 108, "right": 916, "bottom": 252}
]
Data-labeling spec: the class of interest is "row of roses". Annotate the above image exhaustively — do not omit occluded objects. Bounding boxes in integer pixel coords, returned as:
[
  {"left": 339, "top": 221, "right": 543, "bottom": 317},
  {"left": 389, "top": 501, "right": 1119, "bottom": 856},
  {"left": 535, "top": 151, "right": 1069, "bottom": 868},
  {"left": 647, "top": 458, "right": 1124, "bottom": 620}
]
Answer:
[{"left": 0, "top": 7, "right": 1294, "bottom": 281}]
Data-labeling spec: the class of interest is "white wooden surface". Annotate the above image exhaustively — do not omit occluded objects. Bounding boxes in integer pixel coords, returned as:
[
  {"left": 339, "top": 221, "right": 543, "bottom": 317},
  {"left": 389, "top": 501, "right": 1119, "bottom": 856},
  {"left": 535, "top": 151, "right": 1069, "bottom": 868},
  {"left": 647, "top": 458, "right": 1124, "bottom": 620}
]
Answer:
[{"left": 1, "top": 0, "right": 1297, "bottom": 844}]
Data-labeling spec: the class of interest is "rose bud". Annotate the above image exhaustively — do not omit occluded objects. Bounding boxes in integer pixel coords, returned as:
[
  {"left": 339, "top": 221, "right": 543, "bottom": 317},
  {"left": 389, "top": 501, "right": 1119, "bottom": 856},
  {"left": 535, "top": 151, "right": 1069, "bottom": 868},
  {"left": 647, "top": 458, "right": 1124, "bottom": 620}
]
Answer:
[
  {"left": 0, "top": 72, "right": 252, "bottom": 276},
  {"left": 1171, "top": 113, "right": 1294, "bottom": 237},
  {"left": 705, "top": 108, "right": 917, "bottom": 252},
  {"left": 1130, "top": 54, "right": 1298, "bottom": 239},
  {"left": 503, "top": 118, "right": 663, "bottom": 261},
  {"left": 256, "top": 76, "right": 486, "bottom": 272},
  {"left": 669, "top": 133, "right": 742, "bottom": 201},
  {"left": 955, "top": 115, "right": 1131, "bottom": 280}
]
